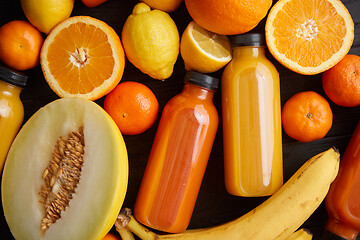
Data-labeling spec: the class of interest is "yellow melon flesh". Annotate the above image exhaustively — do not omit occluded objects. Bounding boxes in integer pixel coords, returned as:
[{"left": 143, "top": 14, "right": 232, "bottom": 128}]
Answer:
[{"left": 1, "top": 98, "right": 128, "bottom": 240}]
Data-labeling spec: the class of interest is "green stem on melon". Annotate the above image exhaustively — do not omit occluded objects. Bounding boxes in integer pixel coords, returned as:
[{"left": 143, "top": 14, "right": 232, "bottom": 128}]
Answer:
[{"left": 116, "top": 208, "right": 158, "bottom": 240}]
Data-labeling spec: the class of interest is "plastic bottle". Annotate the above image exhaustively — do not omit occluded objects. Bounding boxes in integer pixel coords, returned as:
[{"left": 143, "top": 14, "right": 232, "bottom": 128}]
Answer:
[
  {"left": 134, "top": 71, "right": 219, "bottom": 233},
  {"left": 0, "top": 65, "right": 27, "bottom": 172},
  {"left": 221, "top": 33, "right": 283, "bottom": 197},
  {"left": 322, "top": 120, "right": 360, "bottom": 240}
]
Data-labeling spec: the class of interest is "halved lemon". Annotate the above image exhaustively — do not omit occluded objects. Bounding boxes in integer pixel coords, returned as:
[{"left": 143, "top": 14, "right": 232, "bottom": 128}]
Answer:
[
  {"left": 265, "top": 0, "right": 354, "bottom": 75},
  {"left": 180, "top": 21, "right": 232, "bottom": 73},
  {"left": 40, "top": 16, "right": 125, "bottom": 100}
]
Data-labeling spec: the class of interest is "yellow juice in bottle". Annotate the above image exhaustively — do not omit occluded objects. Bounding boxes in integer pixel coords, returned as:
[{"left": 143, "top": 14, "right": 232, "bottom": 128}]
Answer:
[
  {"left": 221, "top": 33, "right": 283, "bottom": 197},
  {"left": 0, "top": 65, "right": 27, "bottom": 172}
]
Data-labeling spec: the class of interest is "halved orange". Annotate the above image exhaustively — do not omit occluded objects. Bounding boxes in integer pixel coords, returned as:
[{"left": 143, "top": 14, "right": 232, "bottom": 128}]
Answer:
[
  {"left": 265, "top": 0, "right": 354, "bottom": 75},
  {"left": 40, "top": 16, "right": 125, "bottom": 100}
]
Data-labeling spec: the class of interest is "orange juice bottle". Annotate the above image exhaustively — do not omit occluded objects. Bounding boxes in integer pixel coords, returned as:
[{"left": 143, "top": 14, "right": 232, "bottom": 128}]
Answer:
[
  {"left": 134, "top": 71, "right": 219, "bottom": 233},
  {"left": 0, "top": 65, "right": 27, "bottom": 172},
  {"left": 221, "top": 33, "right": 283, "bottom": 197}
]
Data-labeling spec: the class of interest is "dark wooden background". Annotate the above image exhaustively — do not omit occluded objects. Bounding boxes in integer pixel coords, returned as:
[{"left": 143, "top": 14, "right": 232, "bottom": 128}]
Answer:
[{"left": 0, "top": 0, "right": 359, "bottom": 239}]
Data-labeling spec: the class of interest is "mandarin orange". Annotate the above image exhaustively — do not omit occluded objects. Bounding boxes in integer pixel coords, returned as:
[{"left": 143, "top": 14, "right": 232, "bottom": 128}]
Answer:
[
  {"left": 322, "top": 54, "right": 360, "bottom": 107},
  {"left": 0, "top": 20, "right": 43, "bottom": 71},
  {"left": 282, "top": 91, "right": 333, "bottom": 143},
  {"left": 104, "top": 81, "right": 159, "bottom": 135}
]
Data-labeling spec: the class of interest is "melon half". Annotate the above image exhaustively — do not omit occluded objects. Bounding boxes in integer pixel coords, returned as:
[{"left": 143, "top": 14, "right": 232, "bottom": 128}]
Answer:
[{"left": 1, "top": 98, "right": 128, "bottom": 240}]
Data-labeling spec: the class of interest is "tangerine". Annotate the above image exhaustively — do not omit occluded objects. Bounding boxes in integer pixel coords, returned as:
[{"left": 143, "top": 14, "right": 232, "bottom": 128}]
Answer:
[
  {"left": 322, "top": 54, "right": 360, "bottom": 107},
  {"left": 184, "top": 0, "right": 272, "bottom": 35},
  {"left": 141, "top": 0, "right": 183, "bottom": 12},
  {"left": 81, "top": 0, "right": 108, "bottom": 7},
  {"left": 104, "top": 81, "right": 159, "bottom": 135},
  {"left": 102, "top": 233, "right": 120, "bottom": 240},
  {"left": 281, "top": 91, "right": 333, "bottom": 143},
  {"left": 0, "top": 20, "right": 43, "bottom": 71}
]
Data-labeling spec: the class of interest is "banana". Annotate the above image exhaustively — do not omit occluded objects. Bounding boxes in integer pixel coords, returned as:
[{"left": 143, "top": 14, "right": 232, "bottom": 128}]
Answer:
[
  {"left": 284, "top": 228, "right": 312, "bottom": 240},
  {"left": 116, "top": 147, "right": 339, "bottom": 240}
]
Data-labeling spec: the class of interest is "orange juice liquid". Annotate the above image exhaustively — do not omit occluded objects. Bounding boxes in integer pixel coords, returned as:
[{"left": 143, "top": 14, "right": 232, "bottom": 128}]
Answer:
[
  {"left": 134, "top": 79, "right": 219, "bottom": 233},
  {"left": 0, "top": 80, "right": 24, "bottom": 172},
  {"left": 222, "top": 45, "right": 283, "bottom": 197}
]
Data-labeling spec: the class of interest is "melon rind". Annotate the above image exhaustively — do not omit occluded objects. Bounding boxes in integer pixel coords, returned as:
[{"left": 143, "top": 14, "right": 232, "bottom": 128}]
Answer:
[{"left": 1, "top": 98, "right": 128, "bottom": 240}]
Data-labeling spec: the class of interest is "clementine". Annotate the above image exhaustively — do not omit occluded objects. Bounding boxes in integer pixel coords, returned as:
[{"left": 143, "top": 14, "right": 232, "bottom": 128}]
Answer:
[
  {"left": 0, "top": 20, "right": 43, "bottom": 71},
  {"left": 322, "top": 54, "right": 360, "bottom": 107},
  {"left": 81, "top": 0, "right": 108, "bottom": 7},
  {"left": 104, "top": 81, "right": 159, "bottom": 135},
  {"left": 184, "top": 0, "right": 272, "bottom": 35},
  {"left": 102, "top": 233, "right": 120, "bottom": 240},
  {"left": 281, "top": 91, "right": 333, "bottom": 143},
  {"left": 40, "top": 16, "right": 125, "bottom": 100}
]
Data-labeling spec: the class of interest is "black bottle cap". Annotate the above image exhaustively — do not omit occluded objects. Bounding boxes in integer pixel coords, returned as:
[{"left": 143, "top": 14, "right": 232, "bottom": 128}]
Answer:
[
  {"left": 321, "top": 228, "right": 348, "bottom": 240},
  {"left": 184, "top": 71, "right": 219, "bottom": 91},
  {"left": 0, "top": 64, "right": 27, "bottom": 88},
  {"left": 230, "top": 33, "right": 266, "bottom": 47}
]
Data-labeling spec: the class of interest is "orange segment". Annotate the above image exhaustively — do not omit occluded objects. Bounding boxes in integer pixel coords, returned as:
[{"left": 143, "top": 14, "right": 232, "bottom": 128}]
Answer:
[
  {"left": 265, "top": 0, "right": 354, "bottom": 75},
  {"left": 41, "top": 16, "right": 125, "bottom": 100}
]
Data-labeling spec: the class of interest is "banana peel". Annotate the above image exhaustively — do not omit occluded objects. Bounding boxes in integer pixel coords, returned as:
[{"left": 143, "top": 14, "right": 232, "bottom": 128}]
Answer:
[{"left": 116, "top": 147, "right": 339, "bottom": 240}]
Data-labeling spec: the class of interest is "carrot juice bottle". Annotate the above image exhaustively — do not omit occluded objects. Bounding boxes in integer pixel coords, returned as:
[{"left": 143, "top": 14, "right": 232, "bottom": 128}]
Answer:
[
  {"left": 322, "top": 120, "right": 360, "bottom": 240},
  {"left": 221, "top": 33, "right": 283, "bottom": 197},
  {"left": 0, "top": 65, "right": 27, "bottom": 172},
  {"left": 134, "top": 71, "right": 219, "bottom": 233}
]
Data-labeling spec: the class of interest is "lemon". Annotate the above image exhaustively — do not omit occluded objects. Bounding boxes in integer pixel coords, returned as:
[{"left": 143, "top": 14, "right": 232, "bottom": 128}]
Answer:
[
  {"left": 180, "top": 21, "right": 232, "bottom": 73},
  {"left": 21, "top": 0, "right": 74, "bottom": 34},
  {"left": 141, "top": 0, "right": 183, "bottom": 12},
  {"left": 122, "top": 3, "right": 180, "bottom": 80}
]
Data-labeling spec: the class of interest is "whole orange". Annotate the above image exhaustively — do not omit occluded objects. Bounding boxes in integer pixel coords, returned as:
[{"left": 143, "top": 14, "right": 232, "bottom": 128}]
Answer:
[
  {"left": 0, "top": 20, "right": 43, "bottom": 71},
  {"left": 322, "top": 54, "right": 360, "bottom": 107},
  {"left": 281, "top": 91, "right": 333, "bottom": 143},
  {"left": 104, "top": 81, "right": 159, "bottom": 135},
  {"left": 184, "top": 0, "right": 272, "bottom": 35},
  {"left": 102, "top": 233, "right": 120, "bottom": 240}
]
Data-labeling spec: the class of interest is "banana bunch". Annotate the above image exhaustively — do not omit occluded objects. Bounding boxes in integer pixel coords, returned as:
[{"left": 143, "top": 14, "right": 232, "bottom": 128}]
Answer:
[{"left": 115, "top": 148, "right": 339, "bottom": 240}]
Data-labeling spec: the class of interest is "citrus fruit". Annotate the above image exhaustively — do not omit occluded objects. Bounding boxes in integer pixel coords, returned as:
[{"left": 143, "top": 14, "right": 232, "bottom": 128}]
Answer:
[
  {"left": 265, "top": 0, "right": 354, "bottom": 75},
  {"left": 81, "top": 0, "right": 108, "bottom": 8},
  {"left": 102, "top": 233, "right": 120, "bottom": 240},
  {"left": 281, "top": 91, "right": 333, "bottom": 143},
  {"left": 121, "top": 3, "right": 179, "bottom": 80},
  {"left": 322, "top": 54, "right": 360, "bottom": 107},
  {"left": 0, "top": 20, "right": 43, "bottom": 71},
  {"left": 104, "top": 81, "right": 159, "bottom": 135},
  {"left": 184, "top": 0, "right": 272, "bottom": 35},
  {"left": 2, "top": 98, "right": 128, "bottom": 240},
  {"left": 180, "top": 21, "right": 232, "bottom": 73},
  {"left": 140, "top": 0, "right": 183, "bottom": 12},
  {"left": 21, "top": 0, "right": 74, "bottom": 34},
  {"left": 40, "top": 16, "right": 125, "bottom": 101}
]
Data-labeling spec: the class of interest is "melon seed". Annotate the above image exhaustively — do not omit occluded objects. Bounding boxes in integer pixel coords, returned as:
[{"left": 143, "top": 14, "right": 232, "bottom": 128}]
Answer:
[{"left": 39, "top": 127, "right": 85, "bottom": 232}]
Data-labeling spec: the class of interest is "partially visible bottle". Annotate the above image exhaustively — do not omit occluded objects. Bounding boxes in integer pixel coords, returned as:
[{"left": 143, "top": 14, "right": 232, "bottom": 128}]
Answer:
[
  {"left": 134, "top": 71, "right": 219, "bottom": 233},
  {"left": 221, "top": 33, "right": 283, "bottom": 197},
  {"left": 322, "top": 120, "right": 360, "bottom": 240},
  {"left": 0, "top": 65, "right": 27, "bottom": 172}
]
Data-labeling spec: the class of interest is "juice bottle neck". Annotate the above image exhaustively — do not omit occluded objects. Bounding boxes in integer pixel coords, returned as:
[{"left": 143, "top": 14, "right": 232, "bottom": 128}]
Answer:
[
  {"left": 0, "top": 80, "right": 22, "bottom": 98},
  {"left": 181, "top": 83, "right": 215, "bottom": 101},
  {"left": 232, "top": 46, "right": 266, "bottom": 59}
]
